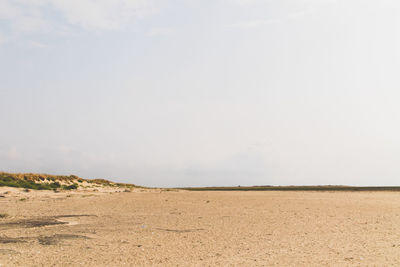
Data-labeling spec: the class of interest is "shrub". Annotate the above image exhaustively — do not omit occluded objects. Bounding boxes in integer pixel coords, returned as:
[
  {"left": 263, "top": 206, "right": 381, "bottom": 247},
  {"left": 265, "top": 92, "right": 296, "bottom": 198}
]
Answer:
[
  {"left": 63, "top": 183, "right": 78, "bottom": 190},
  {"left": 50, "top": 182, "right": 61, "bottom": 188}
]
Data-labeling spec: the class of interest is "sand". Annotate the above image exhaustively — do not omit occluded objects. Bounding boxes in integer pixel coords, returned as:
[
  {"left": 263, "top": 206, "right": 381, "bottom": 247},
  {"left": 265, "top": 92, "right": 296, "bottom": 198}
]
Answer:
[{"left": 1, "top": 188, "right": 400, "bottom": 266}]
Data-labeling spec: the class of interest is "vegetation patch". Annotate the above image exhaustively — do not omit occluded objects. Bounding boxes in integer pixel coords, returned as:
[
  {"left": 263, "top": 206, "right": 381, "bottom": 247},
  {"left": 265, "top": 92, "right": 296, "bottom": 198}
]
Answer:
[
  {"left": 0, "top": 173, "right": 65, "bottom": 190},
  {"left": 62, "top": 183, "right": 78, "bottom": 190},
  {"left": 0, "top": 172, "right": 140, "bottom": 191}
]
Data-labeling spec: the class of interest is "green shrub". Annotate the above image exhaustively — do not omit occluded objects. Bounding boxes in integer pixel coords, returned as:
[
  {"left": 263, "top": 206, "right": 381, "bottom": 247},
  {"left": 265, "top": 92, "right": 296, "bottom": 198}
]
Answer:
[
  {"left": 63, "top": 183, "right": 78, "bottom": 190},
  {"left": 0, "top": 173, "right": 62, "bottom": 190},
  {"left": 50, "top": 182, "right": 61, "bottom": 188}
]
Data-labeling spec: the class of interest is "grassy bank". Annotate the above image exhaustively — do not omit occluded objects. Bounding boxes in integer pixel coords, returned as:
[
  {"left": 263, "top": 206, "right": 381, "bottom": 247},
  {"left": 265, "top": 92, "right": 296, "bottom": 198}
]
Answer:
[
  {"left": 0, "top": 173, "right": 78, "bottom": 190},
  {"left": 0, "top": 172, "right": 137, "bottom": 190}
]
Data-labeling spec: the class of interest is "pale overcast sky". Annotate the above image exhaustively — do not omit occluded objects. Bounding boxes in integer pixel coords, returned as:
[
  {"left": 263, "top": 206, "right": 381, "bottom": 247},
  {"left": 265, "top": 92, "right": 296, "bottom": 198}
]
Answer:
[{"left": 1, "top": 0, "right": 400, "bottom": 187}]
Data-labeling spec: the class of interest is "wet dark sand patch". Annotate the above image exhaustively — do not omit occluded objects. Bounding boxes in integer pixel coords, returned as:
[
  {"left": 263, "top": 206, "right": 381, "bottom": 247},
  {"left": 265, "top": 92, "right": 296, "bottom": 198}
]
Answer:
[
  {"left": 0, "top": 215, "right": 96, "bottom": 230},
  {"left": 53, "top": 214, "right": 96, "bottom": 220},
  {"left": 0, "top": 234, "right": 91, "bottom": 246},
  {"left": 38, "top": 234, "right": 91, "bottom": 245},
  {"left": 0, "top": 218, "right": 67, "bottom": 229},
  {"left": 0, "top": 236, "right": 27, "bottom": 244}
]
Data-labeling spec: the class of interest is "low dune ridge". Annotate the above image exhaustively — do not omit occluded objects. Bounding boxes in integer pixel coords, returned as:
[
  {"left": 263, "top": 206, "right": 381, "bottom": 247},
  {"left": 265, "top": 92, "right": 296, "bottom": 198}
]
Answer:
[{"left": 0, "top": 172, "right": 138, "bottom": 191}]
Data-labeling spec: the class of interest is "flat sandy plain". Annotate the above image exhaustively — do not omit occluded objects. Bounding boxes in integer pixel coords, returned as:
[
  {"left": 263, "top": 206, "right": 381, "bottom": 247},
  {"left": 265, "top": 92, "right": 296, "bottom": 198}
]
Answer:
[{"left": 1, "top": 188, "right": 400, "bottom": 266}]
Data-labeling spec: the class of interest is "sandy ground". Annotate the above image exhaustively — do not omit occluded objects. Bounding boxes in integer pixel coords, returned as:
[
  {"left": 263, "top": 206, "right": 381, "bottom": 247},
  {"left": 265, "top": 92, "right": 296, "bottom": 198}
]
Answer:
[{"left": 1, "top": 188, "right": 400, "bottom": 266}]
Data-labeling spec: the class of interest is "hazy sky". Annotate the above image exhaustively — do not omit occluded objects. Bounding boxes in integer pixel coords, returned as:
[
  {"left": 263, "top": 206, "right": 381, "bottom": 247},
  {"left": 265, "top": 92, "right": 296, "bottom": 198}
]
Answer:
[{"left": 1, "top": 0, "right": 400, "bottom": 187}]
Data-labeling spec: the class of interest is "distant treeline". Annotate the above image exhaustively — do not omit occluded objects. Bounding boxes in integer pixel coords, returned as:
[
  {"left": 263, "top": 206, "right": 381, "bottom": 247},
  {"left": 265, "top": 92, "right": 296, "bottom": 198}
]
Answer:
[{"left": 180, "top": 186, "right": 400, "bottom": 191}]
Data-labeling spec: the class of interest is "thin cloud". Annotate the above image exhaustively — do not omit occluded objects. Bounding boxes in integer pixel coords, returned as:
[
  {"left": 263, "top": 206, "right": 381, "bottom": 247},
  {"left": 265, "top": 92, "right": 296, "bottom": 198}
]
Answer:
[
  {"left": 50, "top": 0, "right": 158, "bottom": 30},
  {"left": 0, "top": 0, "right": 157, "bottom": 35},
  {"left": 229, "top": 0, "right": 337, "bottom": 30}
]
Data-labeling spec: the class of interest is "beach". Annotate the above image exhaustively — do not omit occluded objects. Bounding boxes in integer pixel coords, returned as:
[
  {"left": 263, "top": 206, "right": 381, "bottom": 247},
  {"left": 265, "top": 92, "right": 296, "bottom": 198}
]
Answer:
[{"left": 1, "top": 188, "right": 400, "bottom": 266}]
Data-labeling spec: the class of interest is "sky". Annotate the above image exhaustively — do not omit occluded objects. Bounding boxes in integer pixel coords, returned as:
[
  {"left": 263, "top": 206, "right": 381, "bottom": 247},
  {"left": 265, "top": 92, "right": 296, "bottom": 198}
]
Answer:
[{"left": 1, "top": 0, "right": 400, "bottom": 187}]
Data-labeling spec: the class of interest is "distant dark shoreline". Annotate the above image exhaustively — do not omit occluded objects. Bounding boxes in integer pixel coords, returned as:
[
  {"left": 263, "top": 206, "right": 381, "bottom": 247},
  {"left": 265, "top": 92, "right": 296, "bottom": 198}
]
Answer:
[{"left": 180, "top": 186, "right": 400, "bottom": 192}]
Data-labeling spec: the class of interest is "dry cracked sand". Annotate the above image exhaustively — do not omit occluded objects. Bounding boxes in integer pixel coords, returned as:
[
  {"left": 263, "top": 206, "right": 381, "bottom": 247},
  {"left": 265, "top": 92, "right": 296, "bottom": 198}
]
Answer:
[{"left": 1, "top": 188, "right": 400, "bottom": 266}]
